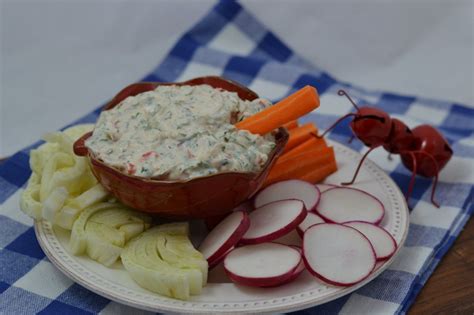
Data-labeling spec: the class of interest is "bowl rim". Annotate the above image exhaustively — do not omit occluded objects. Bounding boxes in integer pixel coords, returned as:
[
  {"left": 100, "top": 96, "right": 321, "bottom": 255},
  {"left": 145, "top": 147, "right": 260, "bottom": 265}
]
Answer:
[{"left": 74, "top": 76, "right": 289, "bottom": 185}]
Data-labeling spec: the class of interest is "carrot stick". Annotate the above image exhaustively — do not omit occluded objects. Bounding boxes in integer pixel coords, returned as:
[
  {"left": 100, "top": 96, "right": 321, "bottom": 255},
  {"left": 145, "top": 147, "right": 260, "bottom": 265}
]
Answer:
[
  {"left": 236, "top": 85, "right": 319, "bottom": 135},
  {"left": 264, "top": 147, "right": 335, "bottom": 186},
  {"left": 280, "top": 136, "right": 327, "bottom": 161},
  {"left": 300, "top": 160, "right": 338, "bottom": 184},
  {"left": 264, "top": 156, "right": 334, "bottom": 187},
  {"left": 282, "top": 120, "right": 299, "bottom": 130},
  {"left": 282, "top": 123, "right": 318, "bottom": 153}
]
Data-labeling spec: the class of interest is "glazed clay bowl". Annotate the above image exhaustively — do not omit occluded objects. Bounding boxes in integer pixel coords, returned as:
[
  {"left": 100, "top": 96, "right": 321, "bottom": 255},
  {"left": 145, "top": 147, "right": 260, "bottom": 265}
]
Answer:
[{"left": 73, "top": 76, "right": 289, "bottom": 219}]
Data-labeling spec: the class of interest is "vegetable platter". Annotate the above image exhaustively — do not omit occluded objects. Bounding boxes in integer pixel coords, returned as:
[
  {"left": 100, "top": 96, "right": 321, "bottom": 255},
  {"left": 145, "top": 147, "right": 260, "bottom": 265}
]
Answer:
[{"left": 34, "top": 140, "right": 409, "bottom": 314}]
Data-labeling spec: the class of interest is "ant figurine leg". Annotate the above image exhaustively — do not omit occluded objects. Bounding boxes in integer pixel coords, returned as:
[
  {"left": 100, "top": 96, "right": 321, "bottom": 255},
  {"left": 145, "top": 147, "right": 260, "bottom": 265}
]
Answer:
[
  {"left": 341, "top": 145, "right": 380, "bottom": 186},
  {"left": 405, "top": 152, "right": 418, "bottom": 209},
  {"left": 417, "top": 151, "right": 441, "bottom": 208}
]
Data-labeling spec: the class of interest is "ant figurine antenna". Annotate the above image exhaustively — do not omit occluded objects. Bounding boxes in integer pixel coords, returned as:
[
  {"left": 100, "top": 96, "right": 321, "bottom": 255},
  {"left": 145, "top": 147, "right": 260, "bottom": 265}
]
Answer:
[
  {"left": 337, "top": 90, "right": 360, "bottom": 111},
  {"left": 317, "top": 90, "right": 358, "bottom": 138}
]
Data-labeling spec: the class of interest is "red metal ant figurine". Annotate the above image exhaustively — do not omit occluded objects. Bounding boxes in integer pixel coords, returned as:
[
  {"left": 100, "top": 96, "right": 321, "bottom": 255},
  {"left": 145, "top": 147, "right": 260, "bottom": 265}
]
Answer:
[{"left": 319, "top": 90, "right": 453, "bottom": 208}]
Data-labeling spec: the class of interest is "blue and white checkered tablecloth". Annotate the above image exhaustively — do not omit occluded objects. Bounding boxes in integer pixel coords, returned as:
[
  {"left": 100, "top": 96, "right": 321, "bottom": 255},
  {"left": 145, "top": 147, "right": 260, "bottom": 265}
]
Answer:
[{"left": 1, "top": 1, "right": 473, "bottom": 314}]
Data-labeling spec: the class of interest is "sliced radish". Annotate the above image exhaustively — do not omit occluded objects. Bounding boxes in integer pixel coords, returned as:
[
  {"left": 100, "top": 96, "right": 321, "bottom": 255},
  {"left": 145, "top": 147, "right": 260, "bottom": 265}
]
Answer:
[
  {"left": 297, "top": 212, "right": 326, "bottom": 237},
  {"left": 240, "top": 200, "right": 306, "bottom": 244},
  {"left": 208, "top": 246, "right": 234, "bottom": 269},
  {"left": 261, "top": 245, "right": 305, "bottom": 287},
  {"left": 224, "top": 243, "right": 301, "bottom": 287},
  {"left": 316, "top": 183, "right": 338, "bottom": 193},
  {"left": 199, "top": 211, "right": 250, "bottom": 263},
  {"left": 343, "top": 221, "right": 397, "bottom": 261},
  {"left": 316, "top": 187, "right": 384, "bottom": 224},
  {"left": 288, "top": 245, "right": 305, "bottom": 277},
  {"left": 254, "top": 180, "right": 320, "bottom": 211},
  {"left": 303, "top": 223, "right": 376, "bottom": 286}
]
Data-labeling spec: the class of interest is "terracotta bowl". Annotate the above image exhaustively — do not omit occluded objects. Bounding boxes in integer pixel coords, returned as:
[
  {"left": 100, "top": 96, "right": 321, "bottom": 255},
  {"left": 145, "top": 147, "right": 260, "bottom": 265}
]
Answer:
[{"left": 73, "top": 76, "right": 289, "bottom": 219}]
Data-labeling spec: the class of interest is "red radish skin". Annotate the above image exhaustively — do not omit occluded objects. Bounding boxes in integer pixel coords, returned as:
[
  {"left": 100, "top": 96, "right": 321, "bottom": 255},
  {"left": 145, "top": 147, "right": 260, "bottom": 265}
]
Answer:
[
  {"left": 343, "top": 221, "right": 397, "bottom": 261},
  {"left": 303, "top": 223, "right": 376, "bottom": 287},
  {"left": 297, "top": 212, "right": 326, "bottom": 237},
  {"left": 224, "top": 243, "right": 302, "bottom": 287},
  {"left": 199, "top": 211, "right": 250, "bottom": 263},
  {"left": 316, "top": 187, "right": 385, "bottom": 225},
  {"left": 240, "top": 199, "right": 307, "bottom": 245},
  {"left": 208, "top": 246, "right": 234, "bottom": 269},
  {"left": 316, "top": 183, "right": 338, "bottom": 193},
  {"left": 205, "top": 202, "right": 251, "bottom": 229},
  {"left": 254, "top": 179, "right": 321, "bottom": 211}
]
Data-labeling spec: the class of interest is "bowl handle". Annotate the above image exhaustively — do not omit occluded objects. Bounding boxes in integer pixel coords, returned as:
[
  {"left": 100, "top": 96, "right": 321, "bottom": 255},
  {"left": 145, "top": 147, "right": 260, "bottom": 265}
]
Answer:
[{"left": 73, "top": 132, "right": 93, "bottom": 156}]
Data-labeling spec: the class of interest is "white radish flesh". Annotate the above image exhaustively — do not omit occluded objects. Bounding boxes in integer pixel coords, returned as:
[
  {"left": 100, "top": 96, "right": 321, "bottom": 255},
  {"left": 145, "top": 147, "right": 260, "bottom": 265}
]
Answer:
[
  {"left": 261, "top": 245, "right": 305, "bottom": 287},
  {"left": 316, "top": 183, "right": 338, "bottom": 193},
  {"left": 297, "top": 212, "right": 325, "bottom": 236},
  {"left": 199, "top": 211, "right": 250, "bottom": 263},
  {"left": 343, "top": 221, "right": 397, "bottom": 261},
  {"left": 224, "top": 243, "right": 301, "bottom": 287},
  {"left": 241, "top": 200, "right": 306, "bottom": 244},
  {"left": 316, "top": 187, "right": 384, "bottom": 224},
  {"left": 303, "top": 223, "right": 376, "bottom": 286},
  {"left": 254, "top": 180, "right": 320, "bottom": 211}
]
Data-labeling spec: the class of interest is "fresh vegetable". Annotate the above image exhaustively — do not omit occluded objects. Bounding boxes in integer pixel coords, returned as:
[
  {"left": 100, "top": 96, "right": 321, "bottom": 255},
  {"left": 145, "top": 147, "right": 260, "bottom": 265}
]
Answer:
[
  {"left": 316, "top": 187, "right": 385, "bottom": 224},
  {"left": 235, "top": 86, "right": 319, "bottom": 135},
  {"left": 20, "top": 123, "right": 105, "bottom": 227},
  {"left": 241, "top": 200, "right": 306, "bottom": 244},
  {"left": 299, "top": 160, "right": 338, "bottom": 184},
  {"left": 224, "top": 243, "right": 302, "bottom": 287},
  {"left": 39, "top": 151, "right": 75, "bottom": 201},
  {"left": 260, "top": 245, "right": 305, "bottom": 287},
  {"left": 343, "top": 221, "right": 397, "bottom": 261},
  {"left": 280, "top": 136, "right": 327, "bottom": 162},
  {"left": 283, "top": 123, "right": 318, "bottom": 153},
  {"left": 282, "top": 120, "right": 299, "bottom": 130},
  {"left": 121, "top": 223, "right": 208, "bottom": 300},
  {"left": 199, "top": 211, "right": 250, "bottom": 264},
  {"left": 316, "top": 183, "right": 338, "bottom": 193},
  {"left": 55, "top": 183, "right": 110, "bottom": 230},
  {"left": 303, "top": 223, "right": 376, "bottom": 286},
  {"left": 42, "top": 187, "right": 69, "bottom": 223},
  {"left": 29, "top": 142, "right": 60, "bottom": 176},
  {"left": 208, "top": 246, "right": 234, "bottom": 269},
  {"left": 297, "top": 212, "right": 325, "bottom": 237},
  {"left": 254, "top": 179, "right": 320, "bottom": 211},
  {"left": 70, "top": 202, "right": 151, "bottom": 266},
  {"left": 19, "top": 173, "right": 42, "bottom": 220},
  {"left": 264, "top": 147, "right": 336, "bottom": 187},
  {"left": 287, "top": 245, "right": 305, "bottom": 278}
]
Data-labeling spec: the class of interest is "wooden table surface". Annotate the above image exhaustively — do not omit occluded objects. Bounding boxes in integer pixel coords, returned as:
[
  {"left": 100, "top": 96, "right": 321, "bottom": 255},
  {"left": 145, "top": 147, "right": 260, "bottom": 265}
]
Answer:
[
  {"left": 1, "top": 157, "right": 472, "bottom": 314},
  {"left": 409, "top": 215, "right": 474, "bottom": 314}
]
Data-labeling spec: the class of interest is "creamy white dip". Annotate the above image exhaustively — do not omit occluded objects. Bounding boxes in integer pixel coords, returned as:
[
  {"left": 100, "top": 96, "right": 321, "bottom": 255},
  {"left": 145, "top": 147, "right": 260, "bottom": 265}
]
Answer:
[{"left": 86, "top": 84, "right": 276, "bottom": 180}]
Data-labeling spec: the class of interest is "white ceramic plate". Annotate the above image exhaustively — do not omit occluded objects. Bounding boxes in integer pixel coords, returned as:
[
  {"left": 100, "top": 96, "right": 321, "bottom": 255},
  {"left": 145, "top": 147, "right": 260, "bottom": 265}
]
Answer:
[{"left": 35, "top": 141, "right": 409, "bottom": 314}]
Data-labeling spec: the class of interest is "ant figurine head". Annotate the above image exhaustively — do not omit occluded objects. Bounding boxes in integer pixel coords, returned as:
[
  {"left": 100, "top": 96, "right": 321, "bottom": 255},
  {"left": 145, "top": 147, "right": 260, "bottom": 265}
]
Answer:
[
  {"left": 383, "top": 118, "right": 419, "bottom": 154},
  {"left": 338, "top": 90, "right": 392, "bottom": 147}
]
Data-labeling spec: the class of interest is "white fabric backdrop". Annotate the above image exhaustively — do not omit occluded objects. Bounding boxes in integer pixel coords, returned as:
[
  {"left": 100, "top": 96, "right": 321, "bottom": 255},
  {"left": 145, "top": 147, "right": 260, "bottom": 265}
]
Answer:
[{"left": 1, "top": 0, "right": 473, "bottom": 157}]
